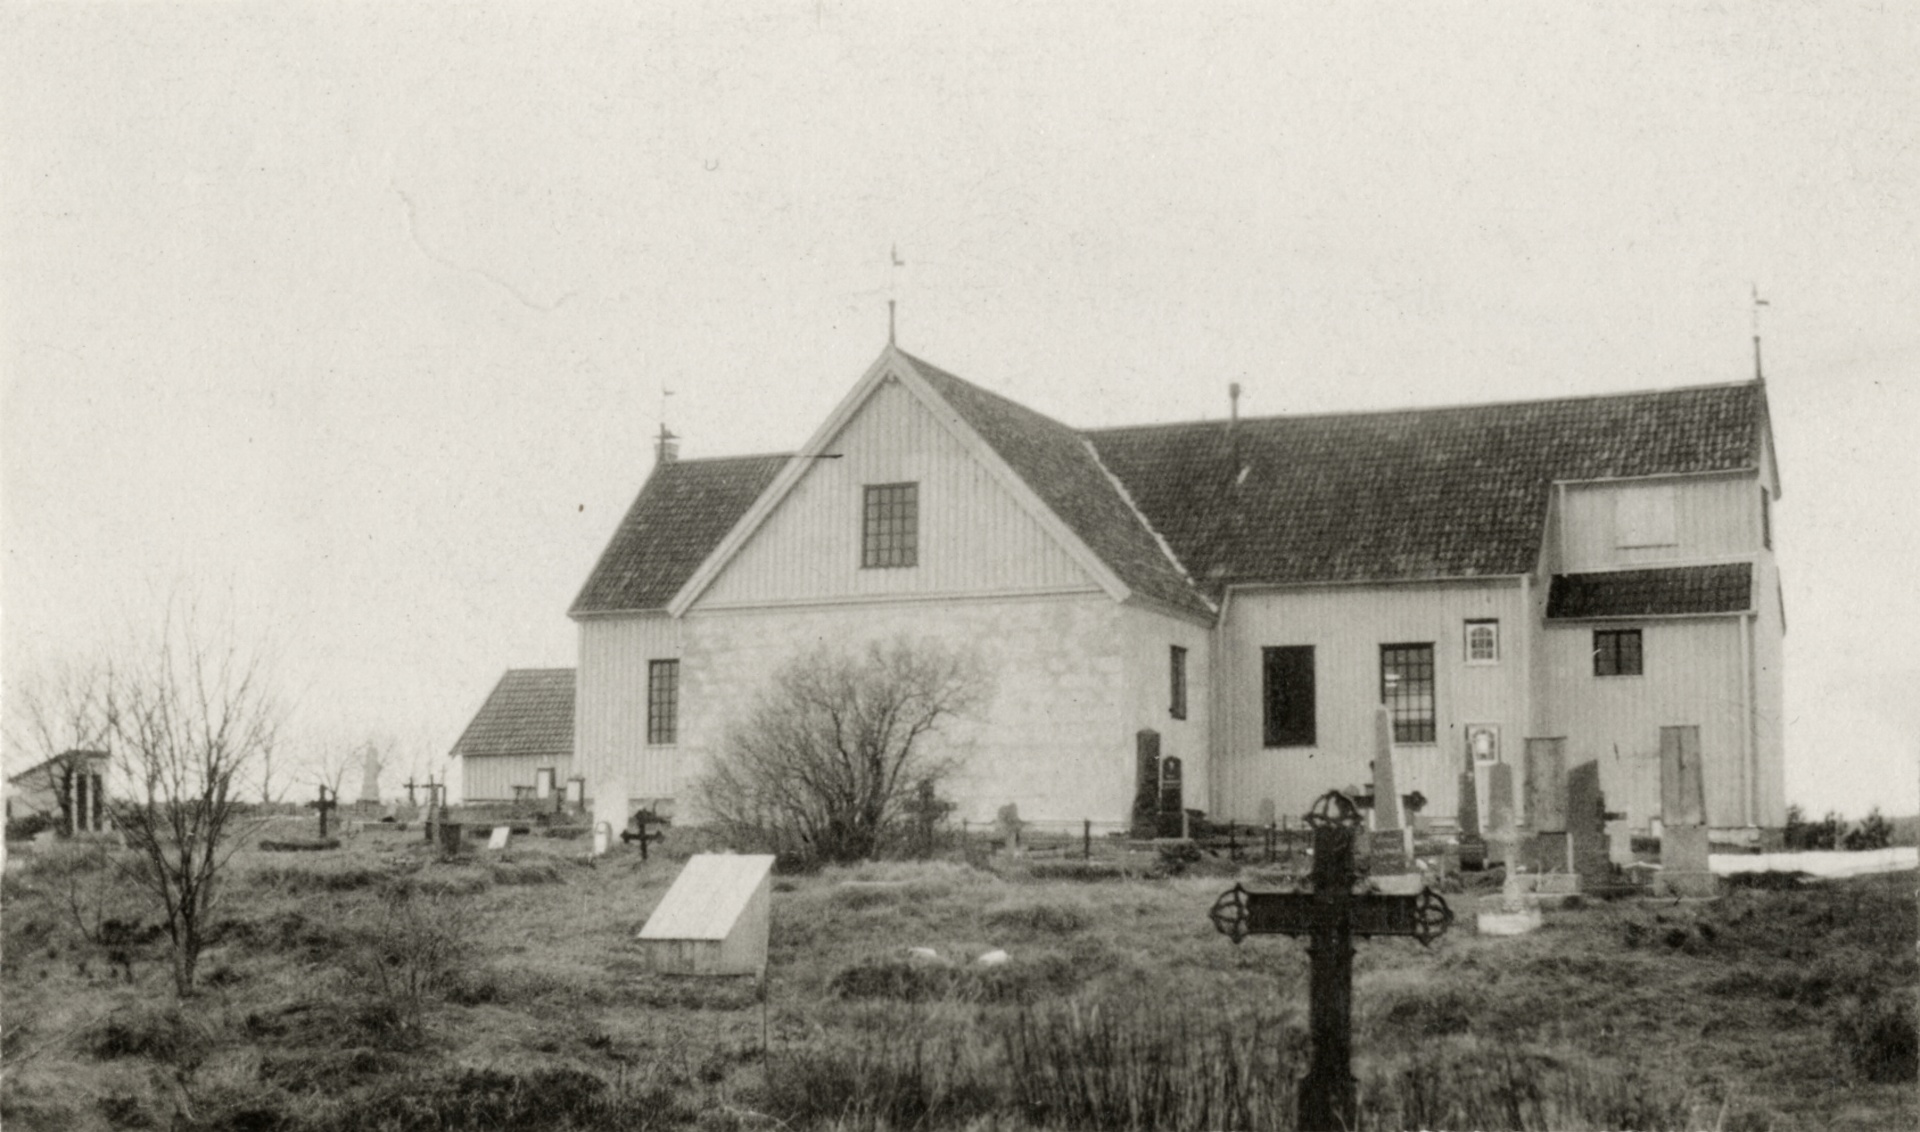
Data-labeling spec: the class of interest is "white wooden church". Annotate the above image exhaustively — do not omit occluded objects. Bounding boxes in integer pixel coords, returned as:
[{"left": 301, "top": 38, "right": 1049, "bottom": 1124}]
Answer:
[{"left": 560, "top": 344, "right": 1785, "bottom": 842}]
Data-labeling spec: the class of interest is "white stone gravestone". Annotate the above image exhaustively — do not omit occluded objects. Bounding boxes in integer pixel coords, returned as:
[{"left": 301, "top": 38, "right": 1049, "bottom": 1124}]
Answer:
[
  {"left": 487, "top": 826, "right": 511, "bottom": 851},
  {"left": 636, "top": 853, "right": 776, "bottom": 976}
]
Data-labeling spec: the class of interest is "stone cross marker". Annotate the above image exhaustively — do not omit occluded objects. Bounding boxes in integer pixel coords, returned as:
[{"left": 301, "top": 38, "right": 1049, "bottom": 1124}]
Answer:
[
  {"left": 308, "top": 785, "right": 339, "bottom": 839},
  {"left": 1209, "top": 790, "right": 1453, "bottom": 1132}
]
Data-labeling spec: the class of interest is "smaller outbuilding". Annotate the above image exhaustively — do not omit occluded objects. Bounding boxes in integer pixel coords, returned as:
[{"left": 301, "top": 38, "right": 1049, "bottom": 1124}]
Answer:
[
  {"left": 450, "top": 668, "right": 577, "bottom": 804},
  {"left": 6, "top": 749, "right": 111, "bottom": 835}
]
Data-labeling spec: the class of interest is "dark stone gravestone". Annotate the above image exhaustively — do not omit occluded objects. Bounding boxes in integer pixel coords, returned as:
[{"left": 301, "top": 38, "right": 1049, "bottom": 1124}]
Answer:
[
  {"left": 1567, "top": 759, "right": 1612, "bottom": 889},
  {"left": 1131, "top": 729, "right": 1160, "bottom": 838},
  {"left": 1523, "top": 737, "right": 1569, "bottom": 874},
  {"left": 1209, "top": 791, "right": 1453, "bottom": 1132},
  {"left": 1485, "top": 761, "right": 1517, "bottom": 869},
  {"left": 1157, "top": 756, "right": 1184, "bottom": 838},
  {"left": 1456, "top": 746, "right": 1486, "bottom": 870}
]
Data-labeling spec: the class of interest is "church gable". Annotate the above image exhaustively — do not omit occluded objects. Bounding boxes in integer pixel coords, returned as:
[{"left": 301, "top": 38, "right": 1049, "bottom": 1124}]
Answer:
[{"left": 693, "top": 376, "right": 1103, "bottom": 608}]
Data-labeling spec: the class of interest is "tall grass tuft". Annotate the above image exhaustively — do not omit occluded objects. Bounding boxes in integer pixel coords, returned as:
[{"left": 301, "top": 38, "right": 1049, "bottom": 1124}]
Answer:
[
  {"left": 1364, "top": 1041, "right": 1704, "bottom": 1131},
  {"left": 1003, "top": 995, "right": 1302, "bottom": 1131},
  {"left": 763, "top": 1023, "right": 1000, "bottom": 1130}
]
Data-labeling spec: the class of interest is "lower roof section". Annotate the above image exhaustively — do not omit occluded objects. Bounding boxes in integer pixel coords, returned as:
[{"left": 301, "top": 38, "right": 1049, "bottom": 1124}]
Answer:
[{"left": 1546, "top": 562, "right": 1753, "bottom": 620}]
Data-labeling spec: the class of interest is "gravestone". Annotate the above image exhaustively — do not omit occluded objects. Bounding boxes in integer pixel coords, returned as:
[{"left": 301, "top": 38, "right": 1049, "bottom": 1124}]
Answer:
[
  {"left": 487, "top": 826, "right": 511, "bottom": 851},
  {"left": 308, "top": 785, "right": 339, "bottom": 839},
  {"left": 1257, "top": 798, "right": 1277, "bottom": 828},
  {"left": 1476, "top": 869, "right": 1544, "bottom": 936},
  {"left": 1523, "top": 738, "right": 1569, "bottom": 874},
  {"left": 358, "top": 746, "right": 383, "bottom": 807},
  {"left": 1485, "top": 762, "right": 1517, "bottom": 868},
  {"left": 1567, "top": 760, "right": 1611, "bottom": 889},
  {"left": 566, "top": 777, "right": 586, "bottom": 811},
  {"left": 996, "top": 803, "right": 1026, "bottom": 850},
  {"left": 1208, "top": 791, "right": 1452, "bottom": 1132},
  {"left": 1368, "top": 707, "right": 1413, "bottom": 869},
  {"left": 1131, "top": 729, "right": 1161, "bottom": 838},
  {"left": 1456, "top": 745, "right": 1486, "bottom": 870},
  {"left": 1157, "top": 757, "right": 1184, "bottom": 838},
  {"left": 636, "top": 853, "right": 777, "bottom": 976},
  {"left": 1658, "top": 725, "right": 1716, "bottom": 896}
]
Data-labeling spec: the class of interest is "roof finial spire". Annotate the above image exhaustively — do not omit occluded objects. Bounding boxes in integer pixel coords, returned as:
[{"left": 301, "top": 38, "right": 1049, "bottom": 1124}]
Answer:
[
  {"left": 888, "top": 244, "right": 905, "bottom": 346},
  {"left": 655, "top": 388, "right": 678, "bottom": 464},
  {"left": 1750, "top": 284, "right": 1770, "bottom": 383}
]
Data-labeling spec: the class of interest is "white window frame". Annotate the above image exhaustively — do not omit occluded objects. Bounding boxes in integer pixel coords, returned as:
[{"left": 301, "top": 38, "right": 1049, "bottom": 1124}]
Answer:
[{"left": 1464, "top": 619, "right": 1500, "bottom": 665}]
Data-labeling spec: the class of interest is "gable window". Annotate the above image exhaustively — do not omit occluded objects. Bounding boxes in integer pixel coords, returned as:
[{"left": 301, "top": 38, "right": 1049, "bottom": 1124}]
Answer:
[
  {"left": 862, "top": 482, "right": 918, "bottom": 568},
  {"left": 647, "top": 659, "right": 679, "bottom": 745},
  {"left": 1380, "top": 644, "right": 1436, "bottom": 744},
  {"left": 1169, "top": 646, "right": 1188, "bottom": 720},
  {"left": 1465, "top": 619, "right": 1499, "bottom": 664},
  {"left": 1616, "top": 485, "right": 1677, "bottom": 548},
  {"left": 1593, "top": 629, "right": 1643, "bottom": 677},
  {"left": 1262, "top": 646, "right": 1315, "bottom": 747}
]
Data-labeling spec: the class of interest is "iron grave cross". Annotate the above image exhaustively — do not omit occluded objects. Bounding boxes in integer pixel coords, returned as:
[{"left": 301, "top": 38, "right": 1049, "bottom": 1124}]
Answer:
[{"left": 1209, "top": 790, "right": 1453, "bottom": 1132}]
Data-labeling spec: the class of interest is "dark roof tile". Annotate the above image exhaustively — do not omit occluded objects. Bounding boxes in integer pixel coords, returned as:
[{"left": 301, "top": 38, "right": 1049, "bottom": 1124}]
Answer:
[
  {"left": 1546, "top": 563, "right": 1754, "bottom": 619},
  {"left": 450, "top": 668, "right": 576, "bottom": 760},
  {"left": 571, "top": 454, "right": 788, "bottom": 615}
]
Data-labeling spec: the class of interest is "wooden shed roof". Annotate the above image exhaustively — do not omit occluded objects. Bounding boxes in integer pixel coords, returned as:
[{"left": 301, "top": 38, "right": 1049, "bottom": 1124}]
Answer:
[{"left": 1545, "top": 563, "right": 1754, "bottom": 620}]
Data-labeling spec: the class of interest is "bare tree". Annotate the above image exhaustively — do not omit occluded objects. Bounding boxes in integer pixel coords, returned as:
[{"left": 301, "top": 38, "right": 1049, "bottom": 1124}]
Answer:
[
  {"left": 103, "top": 599, "right": 286, "bottom": 996},
  {"left": 695, "top": 636, "right": 985, "bottom": 865}
]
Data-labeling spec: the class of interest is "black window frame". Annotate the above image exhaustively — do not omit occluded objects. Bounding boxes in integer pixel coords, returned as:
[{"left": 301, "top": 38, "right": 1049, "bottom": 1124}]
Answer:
[
  {"left": 647, "top": 659, "right": 679, "bottom": 745},
  {"left": 861, "top": 482, "right": 919, "bottom": 568},
  {"left": 1169, "top": 645, "right": 1188, "bottom": 720},
  {"left": 1593, "top": 629, "right": 1643, "bottom": 677},
  {"left": 1380, "top": 643, "right": 1437, "bottom": 744},
  {"left": 1262, "top": 645, "right": 1316, "bottom": 748}
]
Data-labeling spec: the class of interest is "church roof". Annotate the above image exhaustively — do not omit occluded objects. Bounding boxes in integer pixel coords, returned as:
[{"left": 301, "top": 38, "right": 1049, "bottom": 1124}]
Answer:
[
  {"left": 1545, "top": 563, "right": 1754, "bottom": 620},
  {"left": 571, "top": 454, "right": 788, "bottom": 616},
  {"left": 570, "top": 349, "right": 1770, "bottom": 617},
  {"left": 450, "top": 668, "right": 576, "bottom": 760},
  {"left": 1089, "top": 381, "right": 1768, "bottom": 589}
]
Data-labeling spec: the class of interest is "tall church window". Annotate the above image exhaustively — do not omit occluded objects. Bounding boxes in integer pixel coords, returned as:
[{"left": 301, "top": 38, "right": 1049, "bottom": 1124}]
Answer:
[
  {"left": 862, "top": 483, "right": 918, "bottom": 568},
  {"left": 1169, "top": 646, "right": 1188, "bottom": 720},
  {"left": 1380, "top": 643, "right": 1436, "bottom": 744},
  {"left": 647, "top": 660, "right": 679, "bottom": 745}
]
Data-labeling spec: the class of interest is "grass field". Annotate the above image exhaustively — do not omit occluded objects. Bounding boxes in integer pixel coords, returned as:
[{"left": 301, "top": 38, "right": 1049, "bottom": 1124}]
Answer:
[{"left": 2, "top": 818, "right": 1913, "bottom": 1131}]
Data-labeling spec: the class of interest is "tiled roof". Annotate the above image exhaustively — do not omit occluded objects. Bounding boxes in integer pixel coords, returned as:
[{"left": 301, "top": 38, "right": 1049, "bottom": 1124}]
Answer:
[
  {"left": 1089, "top": 382, "right": 1766, "bottom": 589},
  {"left": 899, "top": 352, "right": 1212, "bottom": 616},
  {"left": 571, "top": 454, "right": 788, "bottom": 616},
  {"left": 450, "top": 668, "right": 576, "bottom": 760},
  {"left": 1546, "top": 563, "right": 1754, "bottom": 619},
  {"left": 567, "top": 349, "right": 1767, "bottom": 617}
]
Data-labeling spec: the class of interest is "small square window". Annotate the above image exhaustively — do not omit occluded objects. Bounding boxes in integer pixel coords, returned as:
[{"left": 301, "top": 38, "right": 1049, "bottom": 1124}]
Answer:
[
  {"left": 862, "top": 483, "right": 918, "bottom": 568},
  {"left": 1169, "top": 646, "right": 1188, "bottom": 720},
  {"left": 1465, "top": 619, "right": 1499, "bottom": 664},
  {"left": 1593, "top": 630, "right": 1642, "bottom": 677}
]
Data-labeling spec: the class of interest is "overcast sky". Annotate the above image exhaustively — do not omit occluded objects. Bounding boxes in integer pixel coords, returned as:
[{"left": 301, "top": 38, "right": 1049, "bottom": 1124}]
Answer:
[{"left": 5, "top": 3, "right": 1915, "bottom": 814}]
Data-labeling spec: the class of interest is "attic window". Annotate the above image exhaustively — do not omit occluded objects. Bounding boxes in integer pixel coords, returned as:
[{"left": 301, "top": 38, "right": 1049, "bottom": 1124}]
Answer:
[
  {"left": 862, "top": 483, "right": 918, "bottom": 568},
  {"left": 1465, "top": 620, "right": 1499, "bottom": 664}
]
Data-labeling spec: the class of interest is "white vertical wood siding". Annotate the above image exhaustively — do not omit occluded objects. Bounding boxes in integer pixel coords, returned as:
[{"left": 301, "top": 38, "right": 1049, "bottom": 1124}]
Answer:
[
  {"left": 698, "top": 380, "right": 1097, "bottom": 606},
  {"left": 462, "top": 755, "right": 573, "bottom": 803},
  {"left": 576, "top": 614, "right": 683, "bottom": 811},
  {"left": 1559, "top": 473, "right": 1761, "bottom": 571},
  {"left": 1215, "top": 580, "right": 1528, "bottom": 824},
  {"left": 1538, "top": 618, "right": 1745, "bottom": 829},
  {"left": 1751, "top": 557, "right": 1786, "bottom": 826}
]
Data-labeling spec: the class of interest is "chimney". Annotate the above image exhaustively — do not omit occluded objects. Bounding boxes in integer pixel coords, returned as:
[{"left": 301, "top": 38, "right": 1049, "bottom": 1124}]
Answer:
[
  {"left": 655, "top": 423, "right": 679, "bottom": 465},
  {"left": 1228, "top": 382, "right": 1242, "bottom": 430}
]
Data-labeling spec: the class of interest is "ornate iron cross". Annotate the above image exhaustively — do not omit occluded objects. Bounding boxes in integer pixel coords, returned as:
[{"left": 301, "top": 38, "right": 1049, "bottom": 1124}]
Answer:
[{"left": 1208, "top": 790, "right": 1453, "bottom": 1132}]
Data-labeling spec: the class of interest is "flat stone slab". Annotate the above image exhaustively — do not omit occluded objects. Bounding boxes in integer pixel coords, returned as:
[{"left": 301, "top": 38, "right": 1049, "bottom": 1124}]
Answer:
[
  {"left": 1475, "top": 906, "right": 1544, "bottom": 936},
  {"left": 1370, "top": 873, "right": 1427, "bottom": 895}
]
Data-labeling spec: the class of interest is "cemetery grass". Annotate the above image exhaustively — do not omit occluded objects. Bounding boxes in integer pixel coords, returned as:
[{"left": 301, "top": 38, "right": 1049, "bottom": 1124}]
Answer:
[{"left": 0, "top": 822, "right": 1911, "bottom": 1131}]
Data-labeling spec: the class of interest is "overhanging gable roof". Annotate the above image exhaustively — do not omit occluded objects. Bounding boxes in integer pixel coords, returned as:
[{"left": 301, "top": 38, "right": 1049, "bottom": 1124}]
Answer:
[
  {"left": 1546, "top": 563, "right": 1754, "bottom": 619},
  {"left": 1089, "top": 381, "right": 1768, "bottom": 587},
  {"left": 450, "top": 668, "right": 576, "bottom": 760}
]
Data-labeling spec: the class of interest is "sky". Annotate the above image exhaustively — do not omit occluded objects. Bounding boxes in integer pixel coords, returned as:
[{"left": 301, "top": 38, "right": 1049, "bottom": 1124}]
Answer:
[{"left": 4, "top": 2, "right": 1916, "bottom": 813}]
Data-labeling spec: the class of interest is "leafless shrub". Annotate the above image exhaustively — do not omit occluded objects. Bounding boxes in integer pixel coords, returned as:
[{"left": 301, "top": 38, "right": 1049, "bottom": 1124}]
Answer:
[{"left": 694, "top": 636, "right": 985, "bottom": 866}]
